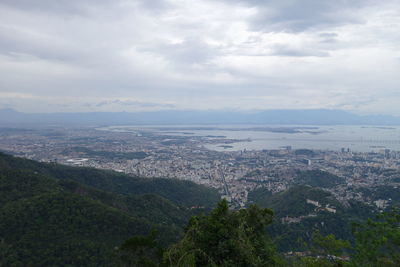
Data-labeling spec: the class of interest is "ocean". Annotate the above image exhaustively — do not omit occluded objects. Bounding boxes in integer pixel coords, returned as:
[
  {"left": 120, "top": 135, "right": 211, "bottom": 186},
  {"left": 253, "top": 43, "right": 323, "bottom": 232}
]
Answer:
[{"left": 101, "top": 125, "right": 400, "bottom": 152}]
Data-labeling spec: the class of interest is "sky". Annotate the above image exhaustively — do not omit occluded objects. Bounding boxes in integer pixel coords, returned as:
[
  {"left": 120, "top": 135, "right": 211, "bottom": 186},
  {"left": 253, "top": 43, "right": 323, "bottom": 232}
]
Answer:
[{"left": 0, "top": 0, "right": 399, "bottom": 114}]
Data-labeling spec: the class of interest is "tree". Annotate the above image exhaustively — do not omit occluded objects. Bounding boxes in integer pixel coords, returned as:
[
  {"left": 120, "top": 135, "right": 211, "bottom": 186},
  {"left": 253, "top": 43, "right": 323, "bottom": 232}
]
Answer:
[
  {"left": 115, "top": 230, "right": 163, "bottom": 267},
  {"left": 291, "top": 230, "right": 349, "bottom": 267},
  {"left": 350, "top": 208, "right": 400, "bottom": 267},
  {"left": 0, "top": 239, "right": 20, "bottom": 267},
  {"left": 310, "top": 230, "right": 350, "bottom": 257},
  {"left": 163, "top": 200, "right": 282, "bottom": 266}
]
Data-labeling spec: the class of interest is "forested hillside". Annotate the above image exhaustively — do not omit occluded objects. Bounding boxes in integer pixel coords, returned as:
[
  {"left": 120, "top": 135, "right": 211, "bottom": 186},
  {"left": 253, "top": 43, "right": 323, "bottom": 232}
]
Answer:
[
  {"left": 249, "top": 185, "right": 375, "bottom": 252},
  {"left": 0, "top": 153, "right": 219, "bottom": 266},
  {"left": 0, "top": 153, "right": 219, "bottom": 208},
  {"left": 2, "top": 152, "right": 398, "bottom": 266},
  {"left": 294, "top": 170, "right": 346, "bottom": 188}
]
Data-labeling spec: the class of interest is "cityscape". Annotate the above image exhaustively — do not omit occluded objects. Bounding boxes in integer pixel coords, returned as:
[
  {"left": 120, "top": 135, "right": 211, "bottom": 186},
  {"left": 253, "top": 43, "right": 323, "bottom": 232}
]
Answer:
[
  {"left": 1, "top": 0, "right": 400, "bottom": 264},
  {"left": 2, "top": 126, "right": 398, "bottom": 209}
]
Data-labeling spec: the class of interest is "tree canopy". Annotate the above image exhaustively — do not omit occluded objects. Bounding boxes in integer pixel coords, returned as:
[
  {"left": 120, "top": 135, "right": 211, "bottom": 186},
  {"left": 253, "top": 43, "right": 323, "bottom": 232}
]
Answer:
[{"left": 163, "top": 200, "right": 281, "bottom": 267}]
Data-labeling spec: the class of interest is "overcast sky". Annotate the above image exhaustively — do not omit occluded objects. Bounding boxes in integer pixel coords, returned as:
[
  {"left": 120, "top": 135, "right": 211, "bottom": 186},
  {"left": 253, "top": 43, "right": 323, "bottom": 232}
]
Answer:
[{"left": 0, "top": 0, "right": 399, "bottom": 114}]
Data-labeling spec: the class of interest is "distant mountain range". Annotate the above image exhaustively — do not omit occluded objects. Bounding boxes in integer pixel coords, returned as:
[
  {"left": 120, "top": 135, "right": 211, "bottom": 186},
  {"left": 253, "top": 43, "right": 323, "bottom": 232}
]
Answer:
[{"left": 1, "top": 108, "right": 400, "bottom": 126}]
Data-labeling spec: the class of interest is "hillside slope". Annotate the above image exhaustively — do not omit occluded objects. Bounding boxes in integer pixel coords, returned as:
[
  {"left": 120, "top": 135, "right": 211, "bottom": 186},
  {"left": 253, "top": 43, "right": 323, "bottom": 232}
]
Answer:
[
  {"left": 248, "top": 185, "right": 375, "bottom": 252},
  {"left": 0, "top": 153, "right": 219, "bottom": 266},
  {"left": 0, "top": 152, "right": 219, "bottom": 208}
]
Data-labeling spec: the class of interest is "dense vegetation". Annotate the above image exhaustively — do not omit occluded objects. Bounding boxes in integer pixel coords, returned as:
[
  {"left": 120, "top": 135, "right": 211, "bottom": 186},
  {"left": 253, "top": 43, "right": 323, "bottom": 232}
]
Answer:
[
  {"left": 164, "top": 200, "right": 281, "bottom": 266},
  {"left": 294, "top": 170, "right": 345, "bottom": 188},
  {"left": 0, "top": 153, "right": 219, "bottom": 208},
  {"left": 249, "top": 185, "right": 375, "bottom": 252},
  {"left": 118, "top": 200, "right": 399, "bottom": 267},
  {"left": 1, "top": 152, "right": 399, "bottom": 266},
  {"left": 0, "top": 153, "right": 219, "bottom": 266},
  {"left": 249, "top": 185, "right": 338, "bottom": 217},
  {"left": 356, "top": 185, "right": 400, "bottom": 207}
]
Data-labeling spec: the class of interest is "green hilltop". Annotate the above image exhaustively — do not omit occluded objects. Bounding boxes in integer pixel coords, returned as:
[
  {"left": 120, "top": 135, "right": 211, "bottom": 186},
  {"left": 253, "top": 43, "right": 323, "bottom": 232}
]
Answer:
[
  {"left": 248, "top": 185, "right": 375, "bottom": 252},
  {"left": 294, "top": 170, "right": 346, "bottom": 189}
]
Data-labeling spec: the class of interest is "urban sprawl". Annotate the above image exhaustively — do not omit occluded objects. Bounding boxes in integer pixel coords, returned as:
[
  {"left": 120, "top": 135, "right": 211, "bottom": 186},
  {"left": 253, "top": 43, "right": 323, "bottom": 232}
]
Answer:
[{"left": 1, "top": 126, "right": 399, "bottom": 209}]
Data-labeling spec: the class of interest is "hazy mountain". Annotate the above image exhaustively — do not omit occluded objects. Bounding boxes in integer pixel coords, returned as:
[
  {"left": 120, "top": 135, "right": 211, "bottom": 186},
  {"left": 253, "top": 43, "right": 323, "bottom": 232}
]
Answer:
[{"left": 1, "top": 108, "right": 400, "bottom": 126}]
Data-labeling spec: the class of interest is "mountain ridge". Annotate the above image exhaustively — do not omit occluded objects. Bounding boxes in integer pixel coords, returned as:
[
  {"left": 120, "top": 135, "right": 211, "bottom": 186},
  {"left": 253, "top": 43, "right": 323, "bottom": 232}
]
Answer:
[{"left": 1, "top": 108, "right": 400, "bottom": 125}]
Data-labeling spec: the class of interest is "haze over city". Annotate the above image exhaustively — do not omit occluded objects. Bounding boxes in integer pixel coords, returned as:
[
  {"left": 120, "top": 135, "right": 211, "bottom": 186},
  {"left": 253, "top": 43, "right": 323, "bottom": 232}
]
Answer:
[{"left": 1, "top": 0, "right": 399, "bottom": 115}]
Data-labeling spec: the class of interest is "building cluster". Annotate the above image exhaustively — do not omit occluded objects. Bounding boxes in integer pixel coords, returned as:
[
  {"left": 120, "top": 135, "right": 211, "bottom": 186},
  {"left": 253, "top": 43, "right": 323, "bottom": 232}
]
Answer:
[{"left": 1, "top": 126, "right": 399, "bottom": 209}]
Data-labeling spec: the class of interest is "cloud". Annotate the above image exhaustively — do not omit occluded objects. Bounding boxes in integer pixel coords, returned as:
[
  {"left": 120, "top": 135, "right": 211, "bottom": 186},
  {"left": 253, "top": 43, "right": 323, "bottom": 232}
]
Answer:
[
  {"left": 94, "top": 99, "right": 175, "bottom": 108},
  {"left": 270, "top": 44, "right": 329, "bottom": 57},
  {"left": 0, "top": 0, "right": 170, "bottom": 16},
  {"left": 0, "top": 0, "right": 399, "bottom": 115},
  {"left": 136, "top": 0, "right": 172, "bottom": 13},
  {"left": 318, "top": 32, "right": 338, "bottom": 38},
  {"left": 318, "top": 32, "right": 339, "bottom": 43},
  {"left": 0, "top": 0, "right": 106, "bottom": 16},
  {"left": 227, "top": 0, "right": 370, "bottom": 32},
  {"left": 139, "top": 37, "right": 218, "bottom": 66}
]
